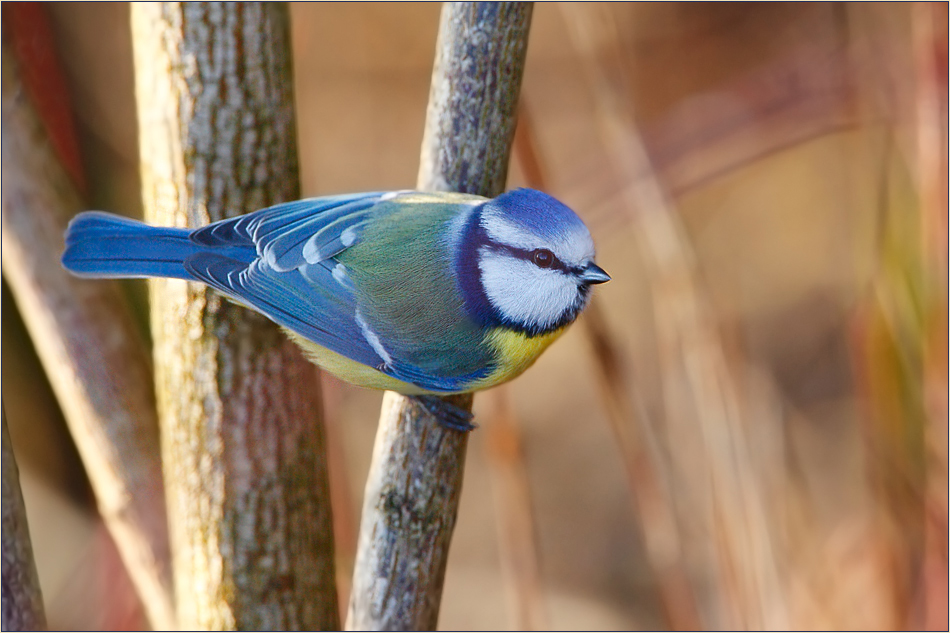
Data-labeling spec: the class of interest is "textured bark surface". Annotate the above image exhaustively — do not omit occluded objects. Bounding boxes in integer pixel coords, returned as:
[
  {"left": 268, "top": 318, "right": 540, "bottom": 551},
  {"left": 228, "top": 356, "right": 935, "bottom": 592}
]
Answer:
[
  {"left": 1, "top": 51, "right": 174, "bottom": 630},
  {"left": 131, "top": 4, "right": 338, "bottom": 629},
  {"left": 347, "top": 3, "right": 533, "bottom": 630},
  {"left": 417, "top": 2, "right": 533, "bottom": 196},
  {"left": 347, "top": 392, "right": 473, "bottom": 630},
  {"left": 2, "top": 406, "right": 47, "bottom": 631}
]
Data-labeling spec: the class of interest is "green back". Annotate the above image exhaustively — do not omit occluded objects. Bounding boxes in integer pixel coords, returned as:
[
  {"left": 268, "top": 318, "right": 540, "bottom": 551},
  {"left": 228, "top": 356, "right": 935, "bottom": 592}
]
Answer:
[{"left": 336, "top": 200, "right": 492, "bottom": 379}]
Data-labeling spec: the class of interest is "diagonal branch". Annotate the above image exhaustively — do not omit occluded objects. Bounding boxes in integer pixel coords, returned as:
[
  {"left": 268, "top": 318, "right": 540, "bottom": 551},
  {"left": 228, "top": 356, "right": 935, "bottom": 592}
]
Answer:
[
  {"left": 2, "top": 404, "right": 47, "bottom": 631},
  {"left": 346, "top": 3, "right": 533, "bottom": 630}
]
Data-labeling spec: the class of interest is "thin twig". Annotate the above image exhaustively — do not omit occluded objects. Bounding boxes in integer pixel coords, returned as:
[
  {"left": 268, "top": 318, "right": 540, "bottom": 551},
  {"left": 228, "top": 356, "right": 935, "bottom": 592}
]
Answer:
[
  {"left": 2, "top": 404, "right": 47, "bottom": 631},
  {"left": 321, "top": 374, "right": 358, "bottom": 619},
  {"left": 346, "top": 3, "right": 533, "bottom": 630},
  {"left": 485, "top": 389, "right": 548, "bottom": 630}
]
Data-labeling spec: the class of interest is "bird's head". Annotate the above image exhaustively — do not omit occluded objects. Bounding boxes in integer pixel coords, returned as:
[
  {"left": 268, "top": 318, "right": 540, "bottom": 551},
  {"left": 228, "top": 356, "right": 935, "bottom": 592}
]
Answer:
[{"left": 456, "top": 188, "right": 610, "bottom": 336}]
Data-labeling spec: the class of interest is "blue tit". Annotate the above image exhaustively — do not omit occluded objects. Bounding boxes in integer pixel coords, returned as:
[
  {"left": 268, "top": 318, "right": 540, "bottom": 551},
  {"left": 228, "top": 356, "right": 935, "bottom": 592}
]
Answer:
[{"left": 62, "top": 188, "right": 610, "bottom": 429}]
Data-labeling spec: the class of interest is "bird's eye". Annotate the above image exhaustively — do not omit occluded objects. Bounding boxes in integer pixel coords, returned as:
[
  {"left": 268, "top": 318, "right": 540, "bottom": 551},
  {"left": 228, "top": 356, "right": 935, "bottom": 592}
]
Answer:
[{"left": 532, "top": 248, "right": 555, "bottom": 269}]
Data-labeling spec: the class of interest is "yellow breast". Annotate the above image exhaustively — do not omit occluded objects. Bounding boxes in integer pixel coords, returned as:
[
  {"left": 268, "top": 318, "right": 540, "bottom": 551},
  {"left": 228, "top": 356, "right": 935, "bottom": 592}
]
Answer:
[
  {"left": 468, "top": 326, "right": 567, "bottom": 391},
  {"left": 285, "top": 324, "right": 566, "bottom": 395}
]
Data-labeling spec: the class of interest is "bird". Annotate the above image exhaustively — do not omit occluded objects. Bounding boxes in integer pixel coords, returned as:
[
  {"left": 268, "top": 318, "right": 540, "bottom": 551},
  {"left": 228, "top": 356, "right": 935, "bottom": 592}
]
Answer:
[{"left": 62, "top": 188, "right": 610, "bottom": 430}]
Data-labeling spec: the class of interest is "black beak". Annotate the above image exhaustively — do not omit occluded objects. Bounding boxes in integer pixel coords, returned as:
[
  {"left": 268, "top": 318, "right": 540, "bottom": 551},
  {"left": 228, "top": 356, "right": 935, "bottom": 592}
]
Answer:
[{"left": 579, "top": 263, "right": 611, "bottom": 284}]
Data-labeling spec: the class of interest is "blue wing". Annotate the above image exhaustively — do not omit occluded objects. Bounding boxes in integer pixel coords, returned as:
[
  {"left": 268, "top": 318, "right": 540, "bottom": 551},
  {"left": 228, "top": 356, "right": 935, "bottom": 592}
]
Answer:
[
  {"left": 186, "top": 253, "right": 489, "bottom": 393},
  {"left": 185, "top": 253, "right": 386, "bottom": 369},
  {"left": 184, "top": 192, "right": 491, "bottom": 393},
  {"left": 190, "top": 193, "right": 386, "bottom": 270}
]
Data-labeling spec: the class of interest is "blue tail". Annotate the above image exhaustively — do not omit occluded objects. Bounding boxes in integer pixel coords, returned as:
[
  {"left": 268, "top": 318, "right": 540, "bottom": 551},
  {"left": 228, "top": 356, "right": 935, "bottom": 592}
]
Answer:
[{"left": 62, "top": 212, "right": 255, "bottom": 280}]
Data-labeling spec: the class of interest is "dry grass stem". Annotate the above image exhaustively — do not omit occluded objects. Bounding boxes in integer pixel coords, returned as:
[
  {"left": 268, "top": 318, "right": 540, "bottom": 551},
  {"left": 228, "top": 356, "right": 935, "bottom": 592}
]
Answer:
[
  {"left": 485, "top": 389, "right": 548, "bottom": 630},
  {"left": 320, "top": 375, "right": 358, "bottom": 618},
  {"left": 513, "top": 101, "right": 699, "bottom": 629},
  {"left": 561, "top": 4, "right": 791, "bottom": 628}
]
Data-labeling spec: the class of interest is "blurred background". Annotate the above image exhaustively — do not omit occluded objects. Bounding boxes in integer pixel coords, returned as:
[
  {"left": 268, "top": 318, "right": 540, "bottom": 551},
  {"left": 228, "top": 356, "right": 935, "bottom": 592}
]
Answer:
[{"left": 2, "top": 2, "right": 947, "bottom": 629}]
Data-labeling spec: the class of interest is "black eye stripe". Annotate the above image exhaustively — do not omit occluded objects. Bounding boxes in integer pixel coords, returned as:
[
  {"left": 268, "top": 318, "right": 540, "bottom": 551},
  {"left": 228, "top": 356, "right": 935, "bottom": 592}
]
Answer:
[{"left": 483, "top": 241, "right": 577, "bottom": 273}]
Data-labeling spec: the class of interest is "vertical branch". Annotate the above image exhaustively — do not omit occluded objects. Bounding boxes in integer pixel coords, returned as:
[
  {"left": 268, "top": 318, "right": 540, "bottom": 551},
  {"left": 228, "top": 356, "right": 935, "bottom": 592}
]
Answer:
[
  {"left": 1, "top": 43, "right": 174, "bottom": 629},
  {"left": 346, "top": 3, "right": 533, "bottom": 630},
  {"left": 2, "top": 405, "right": 47, "bottom": 631},
  {"left": 131, "top": 4, "right": 338, "bottom": 629}
]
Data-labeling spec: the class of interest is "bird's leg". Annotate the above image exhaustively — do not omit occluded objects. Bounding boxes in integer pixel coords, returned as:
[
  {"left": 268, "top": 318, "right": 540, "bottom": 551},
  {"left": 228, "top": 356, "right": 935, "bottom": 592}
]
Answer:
[{"left": 412, "top": 395, "right": 477, "bottom": 432}]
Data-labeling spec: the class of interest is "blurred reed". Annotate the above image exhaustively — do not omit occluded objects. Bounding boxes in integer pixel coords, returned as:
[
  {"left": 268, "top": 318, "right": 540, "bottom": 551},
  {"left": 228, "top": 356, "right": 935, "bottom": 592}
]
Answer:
[
  {"left": 843, "top": 4, "right": 948, "bottom": 628},
  {"left": 912, "top": 8, "right": 949, "bottom": 627},
  {"left": 513, "top": 99, "right": 700, "bottom": 630},
  {"left": 560, "top": 3, "right": 814, "bottom": 629},
  {"left": 551, "top": 2, "right": 947, "bottom": 629},
  {"left": 484, "top": 388, "right": 549, "bottom": 630}
]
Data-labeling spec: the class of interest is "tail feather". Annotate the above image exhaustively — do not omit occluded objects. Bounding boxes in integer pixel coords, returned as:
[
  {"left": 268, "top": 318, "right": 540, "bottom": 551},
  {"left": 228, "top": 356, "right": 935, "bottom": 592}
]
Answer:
[{"left": 61, "top": 212, "right": 254, "bottom": 280}]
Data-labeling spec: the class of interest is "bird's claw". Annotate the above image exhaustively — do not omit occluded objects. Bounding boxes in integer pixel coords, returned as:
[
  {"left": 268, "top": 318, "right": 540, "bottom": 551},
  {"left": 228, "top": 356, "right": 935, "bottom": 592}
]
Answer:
[{"left": 412, "top": 395, "right": 477, "bottom": 432}]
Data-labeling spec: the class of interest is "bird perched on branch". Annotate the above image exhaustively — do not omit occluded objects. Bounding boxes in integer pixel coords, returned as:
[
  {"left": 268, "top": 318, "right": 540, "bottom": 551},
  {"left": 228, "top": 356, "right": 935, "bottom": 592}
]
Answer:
[{"left": 62, "top": 188, "right": 610, "bottom": 430}]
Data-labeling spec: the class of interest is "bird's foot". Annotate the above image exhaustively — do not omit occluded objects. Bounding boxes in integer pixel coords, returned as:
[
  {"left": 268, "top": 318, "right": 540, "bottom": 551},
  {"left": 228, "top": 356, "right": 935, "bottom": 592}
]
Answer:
[{"left": 412, "top": 395, "right": 477, "bottom": 432}]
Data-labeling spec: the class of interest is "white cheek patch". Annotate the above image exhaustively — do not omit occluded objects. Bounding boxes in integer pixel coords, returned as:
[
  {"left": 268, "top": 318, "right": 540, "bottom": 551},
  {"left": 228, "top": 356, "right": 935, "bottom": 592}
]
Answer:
[{"left": 478, "top": 250, "right": 581, "bottom": 329}]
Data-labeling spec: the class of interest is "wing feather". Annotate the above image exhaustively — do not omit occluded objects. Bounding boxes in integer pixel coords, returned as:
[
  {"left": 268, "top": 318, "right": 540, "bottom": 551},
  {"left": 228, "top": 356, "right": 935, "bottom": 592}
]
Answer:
[
  {"left": 182, "top": 191, "right": 491, "bottom": 393},
  {"left": 256, "top": 195, "right": 382, "bottom": 271},
  {"left": 184, "top": 254, "right": 386, "bottom": 369}
]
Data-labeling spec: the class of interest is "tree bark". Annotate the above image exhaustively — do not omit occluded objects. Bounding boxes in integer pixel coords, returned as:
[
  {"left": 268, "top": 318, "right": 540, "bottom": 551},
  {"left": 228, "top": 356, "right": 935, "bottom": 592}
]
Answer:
[
  {"left": 346, "top": 3, "right": 533, "bottom": 630},
  {"left": 1, "top": 49, "right": 174, "bottom": 630},
  {"left": 2, "top": 405, "right": 47, "bottom": 631},
  {"left": 131, "top": 4, "right": 338, "bottom": 629},
  {"left": 416, "top": 2, "right": 534, "bottom": 196}
]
